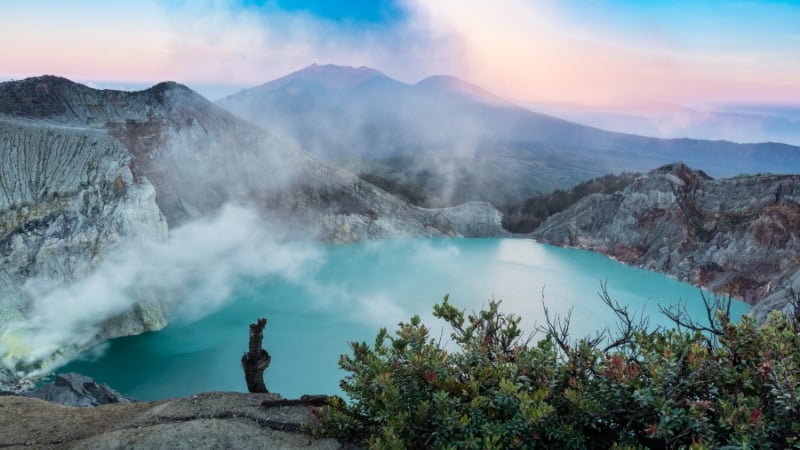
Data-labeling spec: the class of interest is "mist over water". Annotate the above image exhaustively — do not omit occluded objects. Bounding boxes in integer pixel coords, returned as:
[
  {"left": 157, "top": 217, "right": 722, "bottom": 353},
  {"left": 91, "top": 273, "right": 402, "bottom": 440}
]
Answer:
[
  {"left": 61, "top": 238, "right": 748, "bottom": 400},
  {"left": 0, "top": 205, "right": 320, "bottom": 377}
]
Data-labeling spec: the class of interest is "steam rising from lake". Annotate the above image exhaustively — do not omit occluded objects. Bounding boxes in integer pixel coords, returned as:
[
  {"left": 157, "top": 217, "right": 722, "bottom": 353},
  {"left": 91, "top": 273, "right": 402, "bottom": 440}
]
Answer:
[
  {"left": 0, "top": 205, "right": 320, "bottom": 376},
  {"left": 2, "top": 219, "right": 750, "bottom": 396},
  {"left": 58, "top": 237, "right": 750, "bottom": 400}
]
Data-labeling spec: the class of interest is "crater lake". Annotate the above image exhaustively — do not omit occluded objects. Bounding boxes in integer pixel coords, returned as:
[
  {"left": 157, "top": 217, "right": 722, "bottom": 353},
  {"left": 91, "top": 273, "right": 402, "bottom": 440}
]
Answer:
[{"left": 60, "top": 238, "right": 749, "bottom": 400}]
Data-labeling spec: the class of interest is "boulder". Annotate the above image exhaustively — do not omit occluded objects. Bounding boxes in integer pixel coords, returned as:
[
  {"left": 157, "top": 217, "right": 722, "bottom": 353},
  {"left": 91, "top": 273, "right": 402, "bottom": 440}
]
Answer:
[{"left": 23, "top": 373, "right": 135, "bottom": 407}]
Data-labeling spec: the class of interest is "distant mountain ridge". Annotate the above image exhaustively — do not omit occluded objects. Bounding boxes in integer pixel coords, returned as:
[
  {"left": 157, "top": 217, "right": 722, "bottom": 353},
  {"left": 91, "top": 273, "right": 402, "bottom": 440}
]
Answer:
[
  {"left": 531, "top": 102, "right": 800, "bottom": 147},
  {"left": 218, "top": 64, "right": 800, "bottom": 207}
]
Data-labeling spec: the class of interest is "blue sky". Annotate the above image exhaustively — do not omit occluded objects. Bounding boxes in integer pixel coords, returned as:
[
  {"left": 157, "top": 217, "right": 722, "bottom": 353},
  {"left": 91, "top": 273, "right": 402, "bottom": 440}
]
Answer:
[
  {"left": 1, "top": 0, "right": 799, "bottom": 106},
  {"left": 244, "top": 0, "right": 406, "bottom": 23}
]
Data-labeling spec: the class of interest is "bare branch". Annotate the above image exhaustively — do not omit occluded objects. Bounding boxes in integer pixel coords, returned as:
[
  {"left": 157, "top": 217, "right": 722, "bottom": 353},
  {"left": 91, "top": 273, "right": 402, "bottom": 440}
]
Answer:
[
  {"left": 595, "top": 281, "right": 652, "bottom": 354},
  {"left": 538, "top": 289, "right": 573, "bottom": 356}
]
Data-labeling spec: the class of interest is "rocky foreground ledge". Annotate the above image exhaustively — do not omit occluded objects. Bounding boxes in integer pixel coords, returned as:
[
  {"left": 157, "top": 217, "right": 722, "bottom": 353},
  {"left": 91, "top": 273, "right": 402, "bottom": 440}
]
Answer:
[{"left": 0, "top": 390, "right": 354, "bottom": 449}]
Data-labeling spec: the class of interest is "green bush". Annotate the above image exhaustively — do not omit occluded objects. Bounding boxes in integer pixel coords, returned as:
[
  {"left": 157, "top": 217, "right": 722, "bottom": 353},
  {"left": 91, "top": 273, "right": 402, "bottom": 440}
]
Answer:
[{"left": 320, "top": 288, "right": 800, "bottom": 449}]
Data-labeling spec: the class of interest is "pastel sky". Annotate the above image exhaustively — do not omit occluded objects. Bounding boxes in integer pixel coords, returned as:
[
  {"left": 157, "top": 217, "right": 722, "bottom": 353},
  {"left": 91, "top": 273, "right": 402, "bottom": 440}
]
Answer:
[{"left": 2, "top": 0, "right": 799, "bottom": 107}]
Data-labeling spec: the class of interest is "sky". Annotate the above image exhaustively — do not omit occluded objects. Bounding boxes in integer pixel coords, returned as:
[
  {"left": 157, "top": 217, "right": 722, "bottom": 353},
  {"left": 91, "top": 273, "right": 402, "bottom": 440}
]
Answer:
[{"left": 2, "top": 0, "right": 800, "bottom": 107}]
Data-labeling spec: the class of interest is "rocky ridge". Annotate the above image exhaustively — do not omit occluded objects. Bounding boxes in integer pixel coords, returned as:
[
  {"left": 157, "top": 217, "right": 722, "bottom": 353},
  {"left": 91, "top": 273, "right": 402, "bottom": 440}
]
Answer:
[
  {"left": 531, "top": 163, "right": 800, "bottom": 320},
  {"left": 0, "top": 391, "right": 349, "bottom": 449},
  {"left": 0, "top": 76, "right": 505, "bottom": 389}
]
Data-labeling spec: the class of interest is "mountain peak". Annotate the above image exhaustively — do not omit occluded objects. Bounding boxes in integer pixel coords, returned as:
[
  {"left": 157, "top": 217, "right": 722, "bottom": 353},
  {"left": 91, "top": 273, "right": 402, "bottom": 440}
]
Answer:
[
  {"left": 0, "top": 75, "right": 93, "bottom": 118},
  {"left": 146, "top": 80, "right": 192, "bottom": 93},
  {"left": 301, "top": 63, "right": 384, "bottom": 76},
  {"left": 3, "top": 74, "right": 79, "bottom": 87},
  {"left": 142, "top": 80, "right": 205, "bottom": 104},
  {"left": 0, "top": 76, "right": 210, "bottom": 124},
  {"left": 252, "top": 63, "right": 390, "bottom": 92}
]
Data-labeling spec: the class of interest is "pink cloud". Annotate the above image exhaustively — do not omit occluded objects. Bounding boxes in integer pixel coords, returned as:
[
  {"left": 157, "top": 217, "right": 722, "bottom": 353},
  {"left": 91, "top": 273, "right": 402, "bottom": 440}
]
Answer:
[
  {"left": 2, "top": 0, "right": 797, "bottom": 108},
  {"left": 406, "top": 0, "right": 800, "bottom": 107}
]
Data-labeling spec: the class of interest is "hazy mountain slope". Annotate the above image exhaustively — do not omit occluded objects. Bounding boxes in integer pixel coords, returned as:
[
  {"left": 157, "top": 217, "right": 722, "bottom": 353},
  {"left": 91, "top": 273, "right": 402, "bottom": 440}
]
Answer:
[
  {"left": 218, "top": 64, "right": 800, "bottom": 207},
  {"left": 0, "top": 76, "right": 505, "bottom": 390},
  {"left": 531, "top": 163, "right": 800, "bottom": 320},
  {"left": 531, "top": 103, "right": 800, "bottom": 146},
  {"left": 1, "top": 75, "right": 505, "bottom": 235}
]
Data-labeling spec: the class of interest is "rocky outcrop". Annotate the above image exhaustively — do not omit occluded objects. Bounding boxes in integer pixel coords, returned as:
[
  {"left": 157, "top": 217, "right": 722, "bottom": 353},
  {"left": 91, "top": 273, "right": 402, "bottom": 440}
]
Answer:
[
  {"left": 531, "top": 163, "right": 800, "bottom": 320},
  {"left": 0, "top": 391, "right": 351, "bottom": 449},
  {"left": 0, "top": 115, "right": 168, "bottom": 387},
  {"left": 23, "top": 373, "right": 135, "bottom": 407},
  {"left": 0, "top": 76, "right": 505, "bottom": 390}
]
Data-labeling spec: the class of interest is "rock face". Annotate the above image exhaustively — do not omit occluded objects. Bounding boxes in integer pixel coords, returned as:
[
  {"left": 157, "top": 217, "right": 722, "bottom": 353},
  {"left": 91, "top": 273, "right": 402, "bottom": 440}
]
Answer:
[
  {"left": 0, "top": 391, "right": 351, "bottom": 449},
  {"left": 531, "top": 163, "right": 800, "bottom": 321},
  {"left": 0, "top": 76, "right": 505, "bottom": 389},
  {"left": 0, "top": 107, "right": 168, "bottom": 386}
]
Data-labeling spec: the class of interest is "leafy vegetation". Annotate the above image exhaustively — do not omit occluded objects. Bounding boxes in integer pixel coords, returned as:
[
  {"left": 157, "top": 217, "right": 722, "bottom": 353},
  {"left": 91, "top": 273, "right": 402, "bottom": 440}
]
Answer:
[
  {"left": 320, "top": 287, "right": 800, "bottom": 449},
  {"left": 501, "top": 173, "right": 639, "bottom": 234}
]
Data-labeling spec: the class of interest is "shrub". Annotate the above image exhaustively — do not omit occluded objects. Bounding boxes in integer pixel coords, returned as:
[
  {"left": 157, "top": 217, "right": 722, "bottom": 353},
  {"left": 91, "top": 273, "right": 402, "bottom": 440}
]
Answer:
[{"left": 320, "top": 288, "right": 800, "bottom": 449}]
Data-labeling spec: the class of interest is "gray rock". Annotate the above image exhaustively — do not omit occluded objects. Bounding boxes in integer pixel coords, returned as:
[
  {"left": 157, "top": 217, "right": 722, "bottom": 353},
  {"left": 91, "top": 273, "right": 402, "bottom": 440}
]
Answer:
[
  {"left": 532, "top": 162, "right": 800, "bottom": 319},
  {"left": 0, "top": 391, "right": 355, "bottom": 449},
  {"left": 23, "top": 372, "right": 135, "bottom": 407},
  {"left": 0, "top": 117, "right": 168, "bottom": 389}
]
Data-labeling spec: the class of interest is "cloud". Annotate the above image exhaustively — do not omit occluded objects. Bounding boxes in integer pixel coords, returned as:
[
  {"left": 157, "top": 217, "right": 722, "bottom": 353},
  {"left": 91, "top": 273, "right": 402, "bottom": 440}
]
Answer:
[
  {"left": 404, "top": 0, "right": 800, "bottom": 107},
  {"left": 157, "top": 0, "right": 462, "bottom": 88},
  {"left": 2, "top": 1, "right": 798, "bottom": 112},
  {"left": 170, "top": 0, "right": 800, "bottom": 106}
]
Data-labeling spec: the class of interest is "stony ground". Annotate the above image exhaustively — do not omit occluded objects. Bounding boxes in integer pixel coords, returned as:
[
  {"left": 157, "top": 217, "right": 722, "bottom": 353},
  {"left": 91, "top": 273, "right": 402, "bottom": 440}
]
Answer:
[{"left": 0, "top": 392, "right": 351, "bottom": 449}]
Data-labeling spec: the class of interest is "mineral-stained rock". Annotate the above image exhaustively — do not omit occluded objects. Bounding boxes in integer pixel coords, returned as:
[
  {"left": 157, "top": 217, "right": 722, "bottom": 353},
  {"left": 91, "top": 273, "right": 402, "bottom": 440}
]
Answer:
[
  {"left": 0, "top": 115, "right": 168, "bottom": 389},
  {"left": 531, "top": 162, "right": 800, "bottom": 319}
]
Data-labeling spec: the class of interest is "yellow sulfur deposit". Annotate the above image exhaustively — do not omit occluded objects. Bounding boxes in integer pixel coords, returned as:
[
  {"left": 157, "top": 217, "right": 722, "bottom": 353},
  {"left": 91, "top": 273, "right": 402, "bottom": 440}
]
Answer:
[{"left": 0, "top": 331, "right": 31, "bottom": 361}]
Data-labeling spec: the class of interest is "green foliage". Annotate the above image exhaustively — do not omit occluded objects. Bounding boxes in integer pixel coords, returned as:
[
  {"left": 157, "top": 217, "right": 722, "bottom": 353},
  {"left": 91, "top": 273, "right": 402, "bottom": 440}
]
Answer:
[{"left": 320, "top": 290, "right": 800, "bottom": 449}]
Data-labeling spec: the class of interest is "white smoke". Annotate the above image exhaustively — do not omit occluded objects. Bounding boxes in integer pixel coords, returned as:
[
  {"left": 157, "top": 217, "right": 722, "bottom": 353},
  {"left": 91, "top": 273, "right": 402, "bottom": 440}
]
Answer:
[{"left": 0, "top": 204, "right": 321, "bottom": 375}]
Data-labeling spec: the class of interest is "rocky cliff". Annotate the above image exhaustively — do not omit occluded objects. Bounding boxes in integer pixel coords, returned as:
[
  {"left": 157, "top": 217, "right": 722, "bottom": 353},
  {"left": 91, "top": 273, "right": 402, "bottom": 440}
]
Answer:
[
  {"left": 531, "top": 163, "right": 800, "bottom": 321},
  {"left": 0, "top": 116, "right": 168, "bottom": 390},
  {"left": 0, "top": 76, "right": 505, "bottom": 390}
]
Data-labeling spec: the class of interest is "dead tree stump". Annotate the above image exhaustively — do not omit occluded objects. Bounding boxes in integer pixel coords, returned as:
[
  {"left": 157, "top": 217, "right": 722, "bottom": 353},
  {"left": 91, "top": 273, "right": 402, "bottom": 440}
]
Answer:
[{"left": 242, "top": 318, "right": 271, "bottom": 393}]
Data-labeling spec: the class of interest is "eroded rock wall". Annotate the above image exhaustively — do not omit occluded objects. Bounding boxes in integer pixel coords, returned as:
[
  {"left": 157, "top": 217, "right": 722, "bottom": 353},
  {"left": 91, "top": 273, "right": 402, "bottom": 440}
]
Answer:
[
  {"left": 0, "top": 119, "right": 167, "bottom": 388},
  {"left": 532, "top": 163, "right": 800, "bottom": 320}
]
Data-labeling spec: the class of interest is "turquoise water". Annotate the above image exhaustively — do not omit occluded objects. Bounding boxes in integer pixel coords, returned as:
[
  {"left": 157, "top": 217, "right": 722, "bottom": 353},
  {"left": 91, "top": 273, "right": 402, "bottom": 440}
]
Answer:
[{"left": 60, "top": 238, "right": 748, "bottom": 400}]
